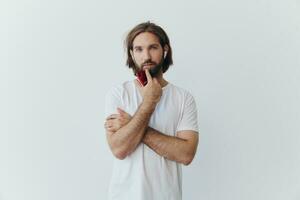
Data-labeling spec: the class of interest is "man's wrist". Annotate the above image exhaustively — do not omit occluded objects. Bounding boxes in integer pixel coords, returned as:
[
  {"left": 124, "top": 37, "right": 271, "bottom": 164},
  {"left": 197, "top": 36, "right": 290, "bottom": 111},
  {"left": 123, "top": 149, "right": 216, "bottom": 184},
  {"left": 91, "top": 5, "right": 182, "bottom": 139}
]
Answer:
[{"left": 140, "top": 100, "right": 156, "bottom": 113}]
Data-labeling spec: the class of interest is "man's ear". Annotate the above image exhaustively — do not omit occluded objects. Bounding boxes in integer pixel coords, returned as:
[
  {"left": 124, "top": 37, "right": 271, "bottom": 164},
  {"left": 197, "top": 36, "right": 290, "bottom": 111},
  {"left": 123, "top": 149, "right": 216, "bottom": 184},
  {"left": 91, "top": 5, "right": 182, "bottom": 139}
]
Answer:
[{"left": 163, "top": 45, "right": 169, "bottom": 55}]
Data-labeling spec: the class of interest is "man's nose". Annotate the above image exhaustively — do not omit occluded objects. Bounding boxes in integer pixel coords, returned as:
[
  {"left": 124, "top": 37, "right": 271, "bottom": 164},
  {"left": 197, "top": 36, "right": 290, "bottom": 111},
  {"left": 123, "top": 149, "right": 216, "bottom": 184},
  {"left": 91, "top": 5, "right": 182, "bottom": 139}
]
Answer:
[{"left": 142, "top": 50, "right": 151, "bottom": 61}]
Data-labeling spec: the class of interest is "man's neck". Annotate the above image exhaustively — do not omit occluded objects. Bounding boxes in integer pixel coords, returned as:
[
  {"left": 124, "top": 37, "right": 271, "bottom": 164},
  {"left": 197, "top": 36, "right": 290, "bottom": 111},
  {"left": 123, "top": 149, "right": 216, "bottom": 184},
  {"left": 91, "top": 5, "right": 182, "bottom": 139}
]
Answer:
[{"left": 155, "top": 72, "right": 169, "bottom": 88}]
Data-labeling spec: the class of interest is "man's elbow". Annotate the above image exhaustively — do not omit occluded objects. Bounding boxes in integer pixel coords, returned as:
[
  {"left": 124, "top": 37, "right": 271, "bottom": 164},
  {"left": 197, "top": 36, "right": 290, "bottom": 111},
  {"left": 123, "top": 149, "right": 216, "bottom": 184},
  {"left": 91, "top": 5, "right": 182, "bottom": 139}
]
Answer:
[
  {"left": 112, "top": 145, "right": 135, "bottom": 160},
  {"left": 112, "top": 148, "right": 127, "bottom": 160},
  {"left": 182, "top": 158, "right": 193, "bottom": 166},
  {"left": 108, "top": 137, "right": 129, "bottom": 160},
  {"left": 182, "top": 154, "right": 195, "bottom": 166}
]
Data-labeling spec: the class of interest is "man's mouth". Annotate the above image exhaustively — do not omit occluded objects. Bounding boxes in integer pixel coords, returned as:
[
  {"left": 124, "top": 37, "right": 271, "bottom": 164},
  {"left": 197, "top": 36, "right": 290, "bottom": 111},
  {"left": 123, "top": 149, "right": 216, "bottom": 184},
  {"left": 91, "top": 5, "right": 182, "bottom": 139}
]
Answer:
[{"left": 143, "top": 63, "right": 155, "bottom": 69}]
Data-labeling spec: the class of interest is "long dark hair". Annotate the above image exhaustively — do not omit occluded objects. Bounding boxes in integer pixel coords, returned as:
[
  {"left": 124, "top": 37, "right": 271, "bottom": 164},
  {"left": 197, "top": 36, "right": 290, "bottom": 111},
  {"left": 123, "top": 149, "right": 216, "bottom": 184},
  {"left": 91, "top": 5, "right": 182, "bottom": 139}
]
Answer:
[{"left": 124, "top": 21, "right": 173, "bottom": 75}]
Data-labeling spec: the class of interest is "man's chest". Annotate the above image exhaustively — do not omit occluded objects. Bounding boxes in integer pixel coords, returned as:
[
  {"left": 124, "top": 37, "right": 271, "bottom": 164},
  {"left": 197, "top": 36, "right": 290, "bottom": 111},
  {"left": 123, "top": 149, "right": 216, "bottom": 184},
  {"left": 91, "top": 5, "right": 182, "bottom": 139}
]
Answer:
[{"left": 124, "top": 93, "right": 183, "bottom": 136}]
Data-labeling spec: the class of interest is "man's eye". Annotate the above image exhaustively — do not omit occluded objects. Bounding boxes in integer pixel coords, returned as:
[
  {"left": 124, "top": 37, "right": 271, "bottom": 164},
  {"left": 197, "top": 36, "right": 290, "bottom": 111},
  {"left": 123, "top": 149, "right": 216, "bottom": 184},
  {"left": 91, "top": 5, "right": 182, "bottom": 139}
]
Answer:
[{"left": 135, "top": 49, "right": 142, "bottom": 52}]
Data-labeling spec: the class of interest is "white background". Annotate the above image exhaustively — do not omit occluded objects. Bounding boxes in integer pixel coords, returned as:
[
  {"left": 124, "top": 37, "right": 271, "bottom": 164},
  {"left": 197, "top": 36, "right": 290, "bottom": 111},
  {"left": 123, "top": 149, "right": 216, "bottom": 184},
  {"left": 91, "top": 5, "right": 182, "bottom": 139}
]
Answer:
[{"left": 1, "top": 0, "right": 300, "bottom": 199}]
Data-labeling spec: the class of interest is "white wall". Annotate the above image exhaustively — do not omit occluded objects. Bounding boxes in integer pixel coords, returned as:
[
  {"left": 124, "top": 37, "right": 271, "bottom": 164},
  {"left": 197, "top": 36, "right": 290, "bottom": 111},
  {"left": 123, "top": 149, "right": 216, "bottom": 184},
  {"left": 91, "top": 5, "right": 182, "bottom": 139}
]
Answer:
[{"left": 1, "top": 0, "right": 299, "bottom": 199}]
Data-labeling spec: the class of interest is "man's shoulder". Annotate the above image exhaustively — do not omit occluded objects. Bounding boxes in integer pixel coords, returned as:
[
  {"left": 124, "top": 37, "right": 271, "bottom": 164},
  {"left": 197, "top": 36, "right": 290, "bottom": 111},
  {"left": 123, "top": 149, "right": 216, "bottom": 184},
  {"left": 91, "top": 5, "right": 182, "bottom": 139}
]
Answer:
[
  {"left": 105, "top": 80, "right": 135, "bottom": 96},
  {"left": 167, "top": 82, "right": 194, "bottom": 98}
]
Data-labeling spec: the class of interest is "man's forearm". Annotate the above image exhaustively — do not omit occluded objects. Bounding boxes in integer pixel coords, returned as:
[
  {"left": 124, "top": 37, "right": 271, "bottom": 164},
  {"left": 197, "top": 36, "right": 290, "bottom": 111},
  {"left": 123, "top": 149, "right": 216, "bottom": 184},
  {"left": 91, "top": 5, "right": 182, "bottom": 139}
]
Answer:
[
  {"left": 109, "top": 102, "right": 155, "bottom": 158},
  {"left": 142, "top": 127, "right": 194, "bottom": 165}
]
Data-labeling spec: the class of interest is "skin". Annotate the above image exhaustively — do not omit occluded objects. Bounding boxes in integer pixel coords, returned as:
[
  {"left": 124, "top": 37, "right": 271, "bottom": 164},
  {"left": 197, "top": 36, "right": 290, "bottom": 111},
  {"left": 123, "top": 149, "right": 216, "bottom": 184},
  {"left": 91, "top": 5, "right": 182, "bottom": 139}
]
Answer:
[
  {"left": 131, "top": 32, "right": 169, "bottom": 87},
  {"left": 104, "top": 32, "right": 199, "bottom": 165}
]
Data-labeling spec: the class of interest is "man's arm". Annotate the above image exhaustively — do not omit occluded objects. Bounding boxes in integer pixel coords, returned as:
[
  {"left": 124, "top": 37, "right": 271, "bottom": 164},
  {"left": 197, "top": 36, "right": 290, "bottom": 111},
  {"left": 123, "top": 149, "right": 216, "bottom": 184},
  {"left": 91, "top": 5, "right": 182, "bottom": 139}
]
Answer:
[
  {"left": 106, "top": 102, "right": 155, "bottom": 160},
  {"left": 142, "top": 127, "right": 199, "bottom": 165},
  {"left": 105, "top": 70, "right": 162, "bottom": 160},
  {"left": 106, "top": 108, "right": 199, "bottom": 164}
]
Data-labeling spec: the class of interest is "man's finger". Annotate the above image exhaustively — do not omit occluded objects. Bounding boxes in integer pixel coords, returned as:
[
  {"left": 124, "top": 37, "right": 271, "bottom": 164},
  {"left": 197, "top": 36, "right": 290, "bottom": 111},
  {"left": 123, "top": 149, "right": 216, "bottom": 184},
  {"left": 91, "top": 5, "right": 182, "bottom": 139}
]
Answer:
[
  {"left": 105, "top": 120, "right": 111, "bottom": 127},
  {"left": 104, "top": 122, "right": 112, "bottom": 130},
  {"left": 145, "top": 69, "right": 152, "bottom": 82},
  {"left": 106, "top": 126, "right": 116, "bottom": 132},
  {"left": 117, "top": 107, "right": 125, "bottom": 115},
  {"left": 106, "top": 114, "right": 119, "bottom": 120},
  {"left": 153, "top": 78, "right": 159, "bottom": 84},
  {"left": 134, "top": 79, "right": 142, "bottom": 88},
  {"left": 107, "top": 121, "right": 121, "bottom": 131}
]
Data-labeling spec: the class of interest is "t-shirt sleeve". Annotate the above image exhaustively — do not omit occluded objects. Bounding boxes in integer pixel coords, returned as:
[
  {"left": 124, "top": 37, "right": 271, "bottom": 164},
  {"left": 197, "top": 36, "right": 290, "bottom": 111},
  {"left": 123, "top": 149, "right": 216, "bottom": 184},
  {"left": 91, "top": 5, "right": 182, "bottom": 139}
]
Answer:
[
  {"left": 104, "top": 86, "right": 123, "bottom": 118},
  {"left": 176, "top": 92, "right": 199, "bottom": 133}
]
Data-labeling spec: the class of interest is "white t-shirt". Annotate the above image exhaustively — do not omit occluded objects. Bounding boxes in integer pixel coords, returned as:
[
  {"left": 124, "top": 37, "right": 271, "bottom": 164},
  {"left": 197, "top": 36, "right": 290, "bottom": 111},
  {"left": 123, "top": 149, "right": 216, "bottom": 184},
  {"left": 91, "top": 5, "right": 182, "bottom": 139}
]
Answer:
[{"left": 105, "top": 80, "right": 199, "bottom": 200}]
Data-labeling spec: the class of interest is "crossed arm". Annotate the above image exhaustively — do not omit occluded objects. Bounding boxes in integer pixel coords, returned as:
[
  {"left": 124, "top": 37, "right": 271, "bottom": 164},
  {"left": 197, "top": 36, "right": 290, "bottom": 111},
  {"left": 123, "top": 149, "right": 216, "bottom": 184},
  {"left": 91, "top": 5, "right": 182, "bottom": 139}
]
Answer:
[{"left": 105, "top": 103, "right": 199, "bottom": 165}]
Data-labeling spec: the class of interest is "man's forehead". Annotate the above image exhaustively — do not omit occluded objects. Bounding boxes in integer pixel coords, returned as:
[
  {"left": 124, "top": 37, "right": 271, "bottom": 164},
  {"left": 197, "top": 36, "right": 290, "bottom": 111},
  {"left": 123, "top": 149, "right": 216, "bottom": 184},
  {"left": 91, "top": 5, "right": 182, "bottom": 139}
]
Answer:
[{"left": 132, "top": 32, "right": 160, "bottom": 47}]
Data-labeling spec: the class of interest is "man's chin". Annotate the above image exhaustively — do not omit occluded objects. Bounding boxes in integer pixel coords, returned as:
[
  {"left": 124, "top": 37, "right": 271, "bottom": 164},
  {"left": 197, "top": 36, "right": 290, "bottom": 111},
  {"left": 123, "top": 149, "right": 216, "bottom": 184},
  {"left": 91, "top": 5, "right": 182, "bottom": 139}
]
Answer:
[
  {"left": 149, "top": 66, "right": 162, "bottom": 77},
  {"left": 136, "top": 64, "right": 162, "bottom": 77}
]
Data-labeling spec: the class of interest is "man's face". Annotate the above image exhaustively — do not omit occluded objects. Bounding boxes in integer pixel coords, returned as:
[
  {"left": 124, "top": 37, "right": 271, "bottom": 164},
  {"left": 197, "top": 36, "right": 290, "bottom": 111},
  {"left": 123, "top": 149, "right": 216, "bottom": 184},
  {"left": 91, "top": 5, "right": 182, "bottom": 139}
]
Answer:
[{"left": 131, "top": 32, "right": 165, "bottom": 77}]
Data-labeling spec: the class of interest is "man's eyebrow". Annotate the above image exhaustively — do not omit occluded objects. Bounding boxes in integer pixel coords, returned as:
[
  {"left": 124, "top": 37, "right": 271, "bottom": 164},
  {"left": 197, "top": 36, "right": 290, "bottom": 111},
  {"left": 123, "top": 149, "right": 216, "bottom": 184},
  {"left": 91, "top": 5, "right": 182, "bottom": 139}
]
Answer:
[
  {"left": 133, "top": 43, "right": 160, "bottom": 49},
  {"left": 133, "top": 46, "right": 142, "bottom": 49},
  {"left": 149, "top": 44, "right": 160, "bottom": 47}
]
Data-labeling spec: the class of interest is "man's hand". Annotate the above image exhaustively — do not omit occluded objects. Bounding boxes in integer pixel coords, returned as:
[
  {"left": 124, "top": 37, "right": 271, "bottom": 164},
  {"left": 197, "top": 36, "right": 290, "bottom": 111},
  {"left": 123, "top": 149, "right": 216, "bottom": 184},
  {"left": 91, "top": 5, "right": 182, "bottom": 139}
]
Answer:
[
  {"left": 135, "top": 69, "right": 162, "bottom": 105},
  {"left": 104, "top": 108, "right": 132, "bottom": 133}
]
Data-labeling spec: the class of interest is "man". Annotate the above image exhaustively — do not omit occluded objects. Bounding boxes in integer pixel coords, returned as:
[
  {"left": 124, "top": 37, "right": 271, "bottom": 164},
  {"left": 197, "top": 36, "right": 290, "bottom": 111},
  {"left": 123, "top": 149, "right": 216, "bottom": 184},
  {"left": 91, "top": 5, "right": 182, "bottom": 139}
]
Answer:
[{"left": 104, "top": 21, "right": 199, "bottom": 200}]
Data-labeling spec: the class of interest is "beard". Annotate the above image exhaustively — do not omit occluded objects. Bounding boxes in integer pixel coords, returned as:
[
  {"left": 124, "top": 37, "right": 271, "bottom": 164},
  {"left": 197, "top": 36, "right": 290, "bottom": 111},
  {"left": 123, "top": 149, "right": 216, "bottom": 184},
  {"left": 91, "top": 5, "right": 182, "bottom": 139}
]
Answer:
[{"left": 134, "top": 55, "right": 164, "bottom": 77}]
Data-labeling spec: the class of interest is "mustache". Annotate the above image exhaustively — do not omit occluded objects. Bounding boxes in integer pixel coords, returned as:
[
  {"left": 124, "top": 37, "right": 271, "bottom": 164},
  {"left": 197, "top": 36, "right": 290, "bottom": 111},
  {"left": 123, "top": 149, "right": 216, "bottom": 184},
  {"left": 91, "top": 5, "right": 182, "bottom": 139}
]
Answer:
[{"left": 142, "top": 61, "right": 156, "bottom": 66}]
